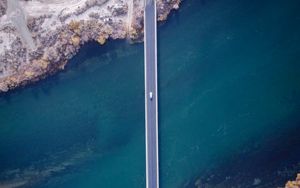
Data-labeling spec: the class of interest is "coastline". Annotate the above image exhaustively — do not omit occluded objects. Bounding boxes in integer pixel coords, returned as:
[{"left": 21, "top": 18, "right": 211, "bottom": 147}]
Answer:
[{"left": 0, "top": 0, "right": 181, "bottom": 93}]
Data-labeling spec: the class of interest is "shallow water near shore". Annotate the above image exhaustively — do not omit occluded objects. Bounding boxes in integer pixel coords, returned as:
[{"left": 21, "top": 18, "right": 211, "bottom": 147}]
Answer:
[{"left": 1, "top": 0, "right": 300, "bottom": 187}]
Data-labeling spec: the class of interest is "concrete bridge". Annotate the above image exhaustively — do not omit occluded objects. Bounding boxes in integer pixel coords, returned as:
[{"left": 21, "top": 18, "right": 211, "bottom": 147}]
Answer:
[{"left": 144, "top": 0, "right": 159, "bottom": 188}]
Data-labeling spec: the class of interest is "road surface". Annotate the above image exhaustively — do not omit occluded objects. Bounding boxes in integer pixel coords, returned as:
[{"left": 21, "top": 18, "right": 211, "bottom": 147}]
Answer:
[{"left": 144, "top": 0, "right": 159, "bottom": 188}]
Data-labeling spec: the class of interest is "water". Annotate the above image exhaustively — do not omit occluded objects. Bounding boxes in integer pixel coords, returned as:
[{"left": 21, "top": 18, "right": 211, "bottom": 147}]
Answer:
[
  {"left": 1, "top": 0, "right": 300, "bottom": 187},
  {"left": 158, "top": 0, "right": 300, "bottom": 187},
  {"left": 0, "top": 41, "right": 146, "bottom": 188}
]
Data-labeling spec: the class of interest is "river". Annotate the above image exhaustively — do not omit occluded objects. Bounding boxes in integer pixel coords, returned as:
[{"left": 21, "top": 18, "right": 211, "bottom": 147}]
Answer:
[{"left": 1, "top": 0, "right": 300, "bottom": 187}]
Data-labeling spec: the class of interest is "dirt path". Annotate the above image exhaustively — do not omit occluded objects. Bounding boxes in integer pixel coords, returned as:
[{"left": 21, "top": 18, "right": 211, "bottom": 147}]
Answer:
[
  {"left": 127, "top": 0, "right": 134, "bottom": 33},
  {"left": 7, "top": 0, "right": 35, "bottom": 50}
]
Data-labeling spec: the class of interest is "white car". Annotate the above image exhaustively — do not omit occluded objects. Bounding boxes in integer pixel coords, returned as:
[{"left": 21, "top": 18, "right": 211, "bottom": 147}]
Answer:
[{"left": 149, "top": 92, "right": 153, "bottom": 100}]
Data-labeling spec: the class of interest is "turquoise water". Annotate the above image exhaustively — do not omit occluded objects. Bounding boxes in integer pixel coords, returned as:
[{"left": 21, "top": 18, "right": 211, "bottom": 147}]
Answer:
[
  {"left": 159, "top": 0, "right": 300, "bottom": 187},
  {"left": 1, "top": 0, "right": 300, "bottom": 187},
  {"left": 0, "top": 42, "right": 146, "bottom": 187}
]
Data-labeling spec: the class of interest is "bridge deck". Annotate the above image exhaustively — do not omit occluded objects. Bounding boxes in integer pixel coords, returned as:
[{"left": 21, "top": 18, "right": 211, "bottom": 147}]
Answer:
[{"left": 144, "top": 0, "right": 159, "bottom": 188}]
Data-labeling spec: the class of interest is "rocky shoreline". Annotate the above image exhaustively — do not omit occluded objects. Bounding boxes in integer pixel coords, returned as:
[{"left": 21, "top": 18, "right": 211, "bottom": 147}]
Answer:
[
  {"left": 285, "top": 174, "right": 300, "bottom": 188},
  {"left": 0, "top": 0, "right": 181, "bottom": 93}
]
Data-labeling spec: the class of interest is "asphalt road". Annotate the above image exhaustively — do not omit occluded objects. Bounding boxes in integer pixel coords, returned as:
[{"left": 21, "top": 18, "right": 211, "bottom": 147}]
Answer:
[{"left": 144, "top": 0, "right": 159, "bottom": 188}]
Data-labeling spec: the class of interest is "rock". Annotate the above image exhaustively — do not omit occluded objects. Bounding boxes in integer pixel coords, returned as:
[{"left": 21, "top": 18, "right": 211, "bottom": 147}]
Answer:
[
  {"left": 24, "top": 71, "right": 35, "bottom": 78},
  {"left": 71, "top": 35, "right": 81, "bottom": 46},
  {"left": 110, "top": 4, "right": 128, "bottom": 16},
  {"left": 285, "top": 173, "right": 300, "bottom": 188},
  {"left": 68, "top": 21, "right": 81, "bottom": 34},
  {"left": 173, "top": 4, "right": 179, "bottom": 9},
  {"left": 194, "top": 179, "right": 203, "bottom": 188},
  {"left": 39, "top": 59, "right": 49, "bottom": 70},
  {"left": 97, "top": 35, "right": 106, "bottom": 45},
  {"left": 0, "top": 82, "right": 9, "bottom": 92},
  {"left": 252, "top": 178, "right": 261, "bottom": 186}
]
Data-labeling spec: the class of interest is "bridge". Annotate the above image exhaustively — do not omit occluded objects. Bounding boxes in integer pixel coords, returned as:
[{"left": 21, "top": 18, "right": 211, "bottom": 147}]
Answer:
[{"left": 144, "top": 0, "right": 159, "bottom": 188}]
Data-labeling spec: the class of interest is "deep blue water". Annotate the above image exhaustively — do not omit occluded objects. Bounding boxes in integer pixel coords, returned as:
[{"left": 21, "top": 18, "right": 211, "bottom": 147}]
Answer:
[{"left": 1, "top": 0, "right": 300, "bottom": 187}]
